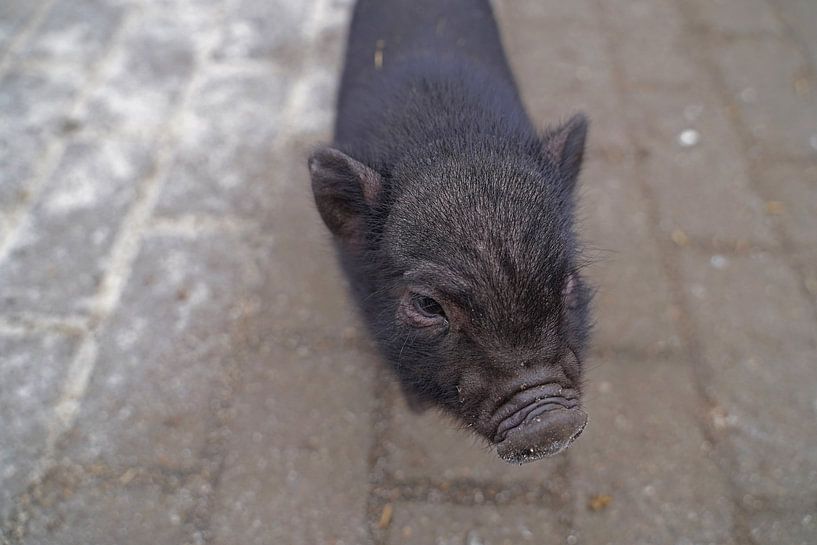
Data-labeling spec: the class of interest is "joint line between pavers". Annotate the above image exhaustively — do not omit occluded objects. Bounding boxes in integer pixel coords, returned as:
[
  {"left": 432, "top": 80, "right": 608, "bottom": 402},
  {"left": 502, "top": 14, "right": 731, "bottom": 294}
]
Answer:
[
  {"left": 0, "top": 313, "right": 89, "bottom": 337},
  {"left": 700, "top": 28, "right": 787, "bottom": 44},
  {"left": 0, "top": 0, "right": 57, "bottom": 76},
  {"left": 49, "top": 336, "right": 98, "bottom": 438},
  {"left": 672, "top": 236, "right": 783, "bottom": 257},
  {"left": 145, "top": 214, "right": 258, "bottom": 239},
  {"left": 371, "top": 476, "right": 568, "bottom": 508}
]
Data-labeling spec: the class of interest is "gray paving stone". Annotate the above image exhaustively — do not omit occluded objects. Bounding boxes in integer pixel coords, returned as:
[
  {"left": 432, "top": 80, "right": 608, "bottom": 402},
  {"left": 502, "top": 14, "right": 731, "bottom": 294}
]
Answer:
[
  {"left": 214, "top": 0, "right": 350, "bottom": 62},
  {"left": 747, "top": 510, "right": 817, "bottom": 545},
  {"left": 153, "top": 65, "right": 291, "bottom": 218},
  {"left": 215, "top": 0, "right": 309, "bottom": 61},
  {"left": 0, "top": 0, "right": 48, "bottom": 54},
  {"left": 0, "top": 332, "right": 77, "bottom": 519},
  {"left": 233, "top": 137, "right": 366, "bottom": 344},
  {"left": 76, "top": 9, "right": 198, "bottom": 138},
  {"left": 210, "top": 342, "right": 374, "bottom": 545},
  {"left": 688, "top": 0, "right": 784, "bottom": 35},
  {"left": 387, "top": 502, "right": 563, "bottom": 545},
  {"left": 12, "top": 0, "right": 126, "bottom": 69},
  {"left": 494, "top": 0, "right": 596, "bottom": 29},
  {"left": 496, "top": 6, "right": 628, "bottom": 151},
  {"left": 774, "top": 0, "right": 817, "bottom": 69},
  {"left": 0, "top": 66, "right": 83, "bottom": 212},
  {"left": 753, "top": 161, "right": 817, "bottom": 249},
  {"left": 680, "top": 250, "right": 817, "bottom": 501},
  {"left": 20, "top": 467, "right": 199, "bottom": 545},
  {"left": 601, "top": 0, "right": 703, "bottom": 87},
  {"left": 60, "top": 232, "right": 265, "bottom": 471},
  {"left": 626, "top": 87, "right": 777, "bottom": 246},
  {"left": 580, "top": 154, "right": 681, "bottom": 355},
  {"left": 0, "top": 135, "right": 153, "bottom": 316},
  {"left": 569, "top": 355, "right": 735, "bottom": 545},
  {"left": 710, "top": 36, "right": 817, "bottom": 159}
]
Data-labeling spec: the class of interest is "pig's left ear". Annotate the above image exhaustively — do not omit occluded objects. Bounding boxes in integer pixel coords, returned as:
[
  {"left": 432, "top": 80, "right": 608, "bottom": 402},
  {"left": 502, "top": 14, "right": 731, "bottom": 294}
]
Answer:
[
  {"left": 308, "top": 147, "right": 382, "bottom": 247},
  {"left": 542, "top": 113, "right": 588, "bottom": 190}
]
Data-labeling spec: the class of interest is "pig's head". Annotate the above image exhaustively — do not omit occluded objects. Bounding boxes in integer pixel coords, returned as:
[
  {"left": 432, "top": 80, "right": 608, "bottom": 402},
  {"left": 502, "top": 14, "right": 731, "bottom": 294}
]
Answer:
[{"left": 309, "top": 114, "right": 591, "bottom": 464}]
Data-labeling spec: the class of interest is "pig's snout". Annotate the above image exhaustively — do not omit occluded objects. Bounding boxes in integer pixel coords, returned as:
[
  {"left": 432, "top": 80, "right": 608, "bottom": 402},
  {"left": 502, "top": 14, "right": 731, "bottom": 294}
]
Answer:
[{"left": 490, "top": 384, "right": 587, "bottom": 464}]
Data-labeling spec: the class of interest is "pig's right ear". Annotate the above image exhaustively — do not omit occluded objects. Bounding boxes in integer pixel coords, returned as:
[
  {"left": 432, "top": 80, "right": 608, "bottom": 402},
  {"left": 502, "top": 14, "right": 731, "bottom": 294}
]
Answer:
[
  {"left": 541, "top": 113, "right": 588, "bottom": 191},
  {"left": 308, "top": 147, "right": 382, "bottom": 246}
]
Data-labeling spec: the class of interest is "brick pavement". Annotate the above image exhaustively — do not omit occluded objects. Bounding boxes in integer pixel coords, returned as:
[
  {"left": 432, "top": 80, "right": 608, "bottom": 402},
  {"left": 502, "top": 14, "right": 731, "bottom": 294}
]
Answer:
[{"left": 1, "top": 1, "right": 815, "bottom": 544}]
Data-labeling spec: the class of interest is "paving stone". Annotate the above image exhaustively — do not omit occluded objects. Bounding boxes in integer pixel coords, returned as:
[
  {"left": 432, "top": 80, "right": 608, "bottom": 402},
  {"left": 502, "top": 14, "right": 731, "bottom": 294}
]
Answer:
[
  {"left": 773, "top": 0, "right": 817, "bottom": 68},
  {"left": 0, "top": 135, "right": 153, "bottom": 316},
  {"left": 215, "top": 0, "right": 309, "bottom": 61},
  {"left": 60, "top": 232, "right": 265, "bottom": 471},
  {"left": 21, "top": 466, "right": 199, "bottom": 545},
  {"left": 496, "top": 7, "right": 627, "bottom": 151},
  {"left": 494, "top": 0, "right": 597, "bottom": 29},
  {"left": 210, "top": 342, "right": 374, "bottom": 545},
  {"left": 0, "top": 332, "right": 77, "bottom": 519},
  {"left": 569, "top": 355, "right": 735, "bottom": 545},
  {"left": 580, "top": 154, "right": 681, "bottom": 355},
  {"left": 214, "top": 0, "right": 350, "bottom": 62},
  {"left": 231, "top": 138, "right": 364, "bottom": 344},
  {"left": 626, "top": 87, "right": 777, "bottom": 246},
  {"left": 0, "top": 66, "right": 83, "bottom": 213},
  {"left": 613, "top": 32, "right": 702, "bottom": 90},
  {"left": 0, "top": 0, "right": 48, "bottom": 53},
  {"left": 153, "top": 65, "right": 291, "bottom": 218},
  {"left": 76, "top": 9, "right": 198, "bottom": 138},
  {"left": 13, "top": 0, "right": 126, "bottom": 69},
  {"left": 753, "top": 161, "right": 817, "bottom": 249},
  {"left": 387, "top": 502, "right": 563, "bottom": 545},
  {"left": 710, "top": 36, "right": 817, "bottom": 159},
  {"left": 747, "top": 510, "right": 817, "bottom": 545},
  {"left": 602, "top": 0, "right": 681, "bottom": 33},
  {"left": 680, "top": 250, "right": 817, "bottom": 501},
  {"left": 688, "top": 0, "right": 784, "bottom": 35},
  {"left": 601, "top": 0, "right": 703, "bottom": 87}
]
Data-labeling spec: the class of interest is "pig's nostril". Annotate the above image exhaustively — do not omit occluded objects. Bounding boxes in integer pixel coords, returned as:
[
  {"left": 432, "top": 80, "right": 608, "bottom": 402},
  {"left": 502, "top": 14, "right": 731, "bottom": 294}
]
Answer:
[
  {"left": 493, "top": 395, "right": 579, "bottom": 442},
  {"left": 488, "top": 383, "right": 578, "bottom": 435}
]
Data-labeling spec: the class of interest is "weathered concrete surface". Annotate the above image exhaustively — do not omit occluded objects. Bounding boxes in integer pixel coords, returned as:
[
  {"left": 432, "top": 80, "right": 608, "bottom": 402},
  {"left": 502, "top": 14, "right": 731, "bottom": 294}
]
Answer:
[{"left": 1, "top": 0, "right": 816, "bottom": 544}]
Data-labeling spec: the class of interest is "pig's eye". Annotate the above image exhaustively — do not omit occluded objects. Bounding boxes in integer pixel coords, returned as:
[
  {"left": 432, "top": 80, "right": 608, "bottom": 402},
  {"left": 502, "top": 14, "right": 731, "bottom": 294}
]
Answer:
[
  {"left": 400, "top": 291, "right": 448, "bottom": 329},
  {"left": 412, "top": 294, "right": 446, "bottom": 319}
]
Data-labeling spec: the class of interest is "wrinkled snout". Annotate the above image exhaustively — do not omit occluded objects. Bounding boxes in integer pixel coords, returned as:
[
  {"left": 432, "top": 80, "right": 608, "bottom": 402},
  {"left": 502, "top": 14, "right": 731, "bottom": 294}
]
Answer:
[{"left": 490, "top": 384, "right": 587, "bottom": 464}]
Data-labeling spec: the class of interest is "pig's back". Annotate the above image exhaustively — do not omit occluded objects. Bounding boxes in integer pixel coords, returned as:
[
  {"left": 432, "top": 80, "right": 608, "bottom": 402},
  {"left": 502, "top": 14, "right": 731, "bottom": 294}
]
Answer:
[
  {"left": 334, "top": 0, "right": 529, "bottom": 163},
  {"left": 339, "top": 0, "right": 512, "bottom": 81}
]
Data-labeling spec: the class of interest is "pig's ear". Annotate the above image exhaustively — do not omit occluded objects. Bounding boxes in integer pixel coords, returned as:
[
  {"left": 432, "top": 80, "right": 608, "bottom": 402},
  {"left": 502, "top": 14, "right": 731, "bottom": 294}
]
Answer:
[
  {"left": 542, "top": 113, "right": 588, "bottom": 189},
  {"left": 308, "top": 147, "right": 382, "bottom": 246}
]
